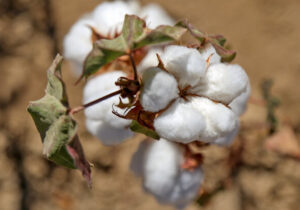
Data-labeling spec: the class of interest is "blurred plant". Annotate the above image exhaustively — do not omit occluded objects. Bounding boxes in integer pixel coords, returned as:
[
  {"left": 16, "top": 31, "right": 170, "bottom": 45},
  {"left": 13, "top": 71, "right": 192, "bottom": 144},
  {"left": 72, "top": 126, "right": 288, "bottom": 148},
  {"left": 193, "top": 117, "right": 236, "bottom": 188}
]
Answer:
[
  {"left": 28, "top": 0, "right": 251, "bottom": 208},
  {"left": 260, "top": 79, "right": 280, "bottom": 135}
]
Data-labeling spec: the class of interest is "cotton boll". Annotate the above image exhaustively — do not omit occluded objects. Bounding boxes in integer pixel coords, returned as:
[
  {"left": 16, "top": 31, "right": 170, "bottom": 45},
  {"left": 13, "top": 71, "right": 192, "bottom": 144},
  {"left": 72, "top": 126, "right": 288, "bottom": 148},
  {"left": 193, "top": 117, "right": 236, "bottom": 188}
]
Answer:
[
  {"left": 63, "top": 16, "right": 96, "bottom": 76},
  {"left": 137, "top": 48, "right": 163, "bottom": 75},
  {"left": 85, "top": 119, "right": 133, "bottom": 145},
  {"left": 140, "top": 3, "right": 175, "bottom": 29},
  {"left": 130, "top": 139, "right": 204, "bottom": 208},
  {"left": 83, "top": 71, "right": 131, "bottom": 128},
  {"left": 161, "top": 46, "right": 206, "bottom": 88},
  {"left": 201, "top": 63, "right": 249, "bottom": 104},
  {"left": 154, "top": 99, "right": 206, "bottom": 143},
  {"left": 229, "top": 82, "right": 251, "bottom": 116},
  {"left": 191, "top": 97, "right": 238, "bottom": 142},
  {"left": 92, "top": 1, "right": 139, "bottom": 37},
  {"left": 143, "top": 139, "right": 182, "bottom": 200},
  {"left": 199, "top": 44, "right": 221, "bottom": 65},
  {"left": 140, "top": 67, "right": 178, "bottom": 112}
]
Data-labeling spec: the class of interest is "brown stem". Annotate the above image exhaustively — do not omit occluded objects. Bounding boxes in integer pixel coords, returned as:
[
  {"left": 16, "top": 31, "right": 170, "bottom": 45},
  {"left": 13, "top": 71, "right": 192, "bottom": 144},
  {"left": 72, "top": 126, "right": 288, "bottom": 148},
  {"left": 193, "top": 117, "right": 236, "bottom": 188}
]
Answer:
[
  {"left": 68, "top": 89, "right": 122, "bottom": 115},
  {"left": 129, "top": 52, "right": 138, "bottom": 81}
]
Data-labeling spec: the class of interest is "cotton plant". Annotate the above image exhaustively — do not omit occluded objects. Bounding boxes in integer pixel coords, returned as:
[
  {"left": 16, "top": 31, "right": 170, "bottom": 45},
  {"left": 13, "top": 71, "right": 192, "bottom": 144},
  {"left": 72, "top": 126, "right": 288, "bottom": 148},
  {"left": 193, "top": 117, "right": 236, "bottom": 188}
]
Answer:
[{"left": 28, "top": 2, "right": 250, "bottom": 209}]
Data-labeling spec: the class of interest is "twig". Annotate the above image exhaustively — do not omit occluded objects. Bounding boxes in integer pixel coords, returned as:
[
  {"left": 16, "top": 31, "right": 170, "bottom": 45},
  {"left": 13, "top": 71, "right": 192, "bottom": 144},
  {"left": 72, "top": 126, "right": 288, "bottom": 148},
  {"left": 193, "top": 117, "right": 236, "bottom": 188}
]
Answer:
[
  {"left": 68, "top": 89, "right": 122, "bottom": 115},
  {"left": 129, "top": 52, "right": 138, "bottom": 81}
]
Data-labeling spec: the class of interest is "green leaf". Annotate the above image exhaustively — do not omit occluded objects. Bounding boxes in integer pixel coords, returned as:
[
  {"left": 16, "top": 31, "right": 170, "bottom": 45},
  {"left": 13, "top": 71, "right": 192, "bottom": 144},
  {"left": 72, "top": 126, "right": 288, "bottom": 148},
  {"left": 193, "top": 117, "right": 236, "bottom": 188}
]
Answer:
[
  {"left": 28, "top": 94, "right": 66, "bottom": 139},
  {"left": 28, "top": 54, "right": 91, "bottom": 184},
  {"left": 176, "top": 19, "right": 236, "bottom": 62},
  {"left": 43, "top": 115, "right": 77, "bottom": 168},
  {"left": 80, "top": 15, "right": 186, "bottom": 81},
  {"left": 133, "top": 25, "right": 187, "bottom": 49},
  {"left": 130, "top": 120, "right": 160, "bottom": 140}
]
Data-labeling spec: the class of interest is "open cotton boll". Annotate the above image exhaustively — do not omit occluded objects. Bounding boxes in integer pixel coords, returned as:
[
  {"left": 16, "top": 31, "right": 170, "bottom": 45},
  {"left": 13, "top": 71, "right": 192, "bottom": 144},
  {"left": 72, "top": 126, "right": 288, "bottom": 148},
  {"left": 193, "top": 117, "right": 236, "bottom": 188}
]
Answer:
[
  {"left": 130, "top": 139, "right": 204, "bottom": 209},
  {"left": 154, "top": 100, "right": 206, "bottom": 143},
  {"left": 140, "top": 67, "right": 178, "bottom": 112},
  {"left": 83, "top": 71, "right": 131, "bottom": 128},
  {"left": 137, "top": 48, "right": 163, "bottom": 75},
  {"left": 191, "top": 97, "right": 238, "bottom": 142},
  {"left": 86, "top": 119, "right": 133, "bottom": 145},
  {"left": 199, "top": 44, "right": 221, "bottom": 65},
  {"left": 63, "top": 16, "right": 96, "bottom": 76},
  {"left": 139, "top": 3, "right": 175, "bottom": 29},
  {"left": 229, "top": 82, "right": 251, "bottom": 116},
  {"left": 201, "top": 63, "right": 249, "bottom": 104},
  {"left": 161, "top": 45, "right": 206, "bottom": 88},
  {"left": 92, "top": 1, "right": 139, "bottom": 36}
]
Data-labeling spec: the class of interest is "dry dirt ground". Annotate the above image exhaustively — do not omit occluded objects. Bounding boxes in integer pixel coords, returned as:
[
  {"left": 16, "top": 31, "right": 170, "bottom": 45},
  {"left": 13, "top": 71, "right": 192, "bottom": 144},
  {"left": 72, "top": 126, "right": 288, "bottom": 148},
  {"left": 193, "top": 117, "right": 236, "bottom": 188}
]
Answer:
[{"left": 0, "top": 0, "right": 300, "bottom": 210}]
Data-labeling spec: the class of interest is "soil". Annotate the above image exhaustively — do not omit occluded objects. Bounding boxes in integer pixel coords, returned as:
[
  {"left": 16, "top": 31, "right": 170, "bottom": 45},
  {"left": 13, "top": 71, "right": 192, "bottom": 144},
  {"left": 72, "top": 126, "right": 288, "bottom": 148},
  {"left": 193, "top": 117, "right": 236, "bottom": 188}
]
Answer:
[{"left": 0, "top": 0, "right": 300, "bottom": 210}]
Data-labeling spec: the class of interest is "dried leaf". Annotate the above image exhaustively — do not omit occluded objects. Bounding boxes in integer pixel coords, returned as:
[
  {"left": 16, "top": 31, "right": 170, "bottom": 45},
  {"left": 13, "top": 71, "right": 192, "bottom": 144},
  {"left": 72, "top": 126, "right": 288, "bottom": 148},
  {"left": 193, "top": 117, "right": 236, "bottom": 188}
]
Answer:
[
  {"left": 28, "top": 55, "right": 91, "bottom": 184},
  {"left": 176, "top": 19, "right": 236, "bottom": 62}
]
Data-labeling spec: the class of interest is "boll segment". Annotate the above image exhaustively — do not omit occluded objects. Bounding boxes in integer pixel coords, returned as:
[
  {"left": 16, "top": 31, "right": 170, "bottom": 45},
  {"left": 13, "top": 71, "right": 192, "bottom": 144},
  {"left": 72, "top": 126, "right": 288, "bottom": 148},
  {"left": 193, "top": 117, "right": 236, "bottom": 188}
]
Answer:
[
  {"left": 140, "top": 67, "right": 178, "bottom": 112},
  {"left": 130, "top": 139, "right": 204, "bottom": 209},
  {"left": 83, "top": 71, "right": 133, "bottom": 145},
  {"left": 140, "top": 45, "right": 250, "bottom": 145}
]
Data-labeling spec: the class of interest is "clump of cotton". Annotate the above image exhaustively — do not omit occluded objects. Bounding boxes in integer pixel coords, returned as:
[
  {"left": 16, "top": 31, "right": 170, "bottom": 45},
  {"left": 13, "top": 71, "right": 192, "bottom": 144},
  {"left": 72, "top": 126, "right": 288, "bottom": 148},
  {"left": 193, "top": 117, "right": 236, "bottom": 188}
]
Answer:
[
  {"left": 139, "top": 3, "right": 175, "bottom": 29},
  {"left": 92, "top": 1, "right": 139, "bottom": 36},
  {"left": 160, "top": 45, "right": 207, "bottom": 88},
  {"left": 199, "top": 44, "right": 221, "bottom": 64},
  {"left": 153, "top": 100, "right": 206, "bottom": 143},
  {"left": 130, "top": 139, "right": 204, "bottom": 209},
  {"left": 202, "top": 63, "right": 249, "bottom": 104},
  {"left": 63, "top": 16, "right": 96, "bottom": 76},
  {"left": 140, "top": 45, "right": 249, "bottom": 145},
  {"left": 137, "top": 48, "right": 163, "bottom": 74},
  {"left": 140, "top": 67, "right": 178, "bottom": 112},
  {"left": 83, "top": 71, "right": 132, "bottom": 145},
  {"left": 229, "top": 82, "right": 251, "bottom": 116}
]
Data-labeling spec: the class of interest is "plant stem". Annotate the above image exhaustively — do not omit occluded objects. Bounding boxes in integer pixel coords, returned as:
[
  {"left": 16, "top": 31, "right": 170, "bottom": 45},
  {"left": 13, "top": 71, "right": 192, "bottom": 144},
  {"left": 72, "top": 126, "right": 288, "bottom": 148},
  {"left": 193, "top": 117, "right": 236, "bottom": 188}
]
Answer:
[
  {"left": 129, "top": 52, "right": 138, "bottom": 81},
  {"left": 69, "top": 89, "right": 122, "bottom": 115}
]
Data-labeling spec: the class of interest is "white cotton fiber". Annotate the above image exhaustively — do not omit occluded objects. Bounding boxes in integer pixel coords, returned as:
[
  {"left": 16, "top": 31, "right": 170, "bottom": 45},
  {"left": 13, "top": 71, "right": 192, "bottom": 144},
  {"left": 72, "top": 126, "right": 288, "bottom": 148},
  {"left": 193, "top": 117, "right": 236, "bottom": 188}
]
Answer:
[
  {"left": 139, "top": 3, "right": 175, "bottom": 29},
  {"left": 63, "top": 16, "right": 96, "bottom": 75},
  {"left": 140, "top": 67, "right": 178, "bottom": 112},
  {"left": 92, "top": 1, "right": 139, "bottom": 37},
  {"left": 163, "top": 167, "right": 204, "bottom": 209},
  {"left": 200, "top": 63, "right": 249, "bottom": 104},
  {"left": 199, "top": 44, "right": 221, "bottom": 65},
  {"left": 83, "top": 71, "right": 131, "bottom": 128},
  {"left": 130, "top": 139, "right": 204, "bottom": 209},
  {"left": 154, "top": 99, "right": 206, "bottom": 143},
  {"left": 191, "top": 97, "right": 238, "bottom": 142},
  {"left": 213, "top": 121, "right": 239, "bottom": 146},
  {"left": 85, "top": 119, "right": 133, "bottom": 145},
  {"left": 229, "top": 82, "right": 251, "bottom": 116},
  {"left": 137, "top": 48, "right": 163, "bottom": 75},
  {"left": 161, "top": 46, "right": 207, "bottom": 88},
  {"left": 143, "top": 139, "right": 181, "bottom": 197}
]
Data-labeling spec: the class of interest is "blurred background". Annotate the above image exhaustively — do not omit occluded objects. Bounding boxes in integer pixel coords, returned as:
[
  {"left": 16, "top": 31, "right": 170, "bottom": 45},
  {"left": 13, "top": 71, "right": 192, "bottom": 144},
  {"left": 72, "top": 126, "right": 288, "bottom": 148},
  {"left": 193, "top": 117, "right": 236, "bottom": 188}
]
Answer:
[{"left": 1, "top": 0, "right": 300, "bottom": 209}]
